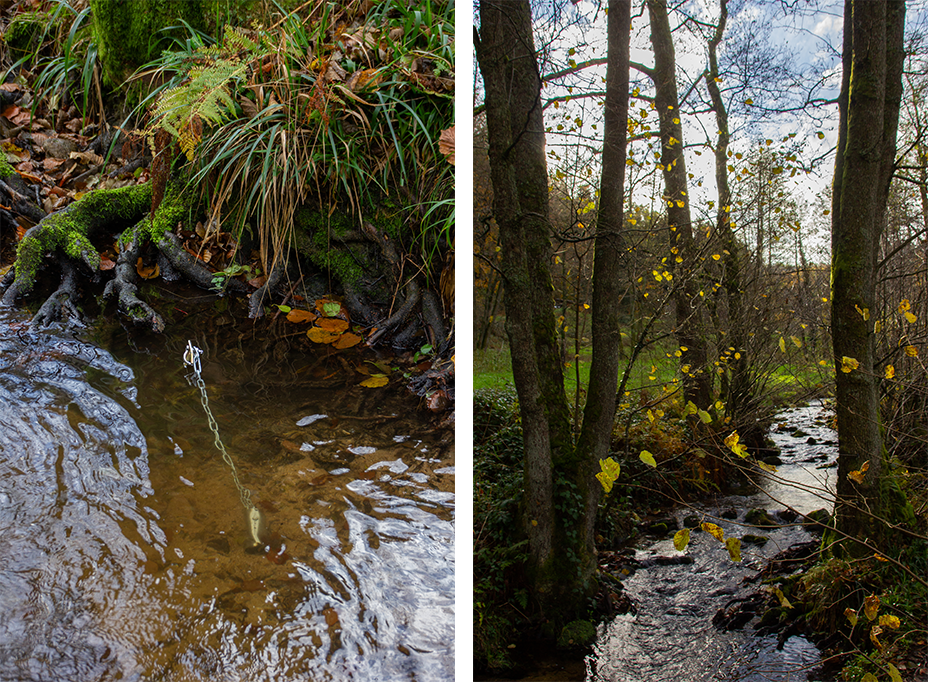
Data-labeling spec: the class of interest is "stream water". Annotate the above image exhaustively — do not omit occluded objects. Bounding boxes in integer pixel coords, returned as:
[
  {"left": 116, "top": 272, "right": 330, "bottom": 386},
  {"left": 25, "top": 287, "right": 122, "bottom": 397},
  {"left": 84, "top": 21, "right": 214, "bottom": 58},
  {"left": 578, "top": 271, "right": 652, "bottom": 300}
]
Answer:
[
  {"left": 0, "top": 301, "right": 454, "bottom": 681},
  {"left": 590, "top": 402, "right": 839, "bottom": 682}
]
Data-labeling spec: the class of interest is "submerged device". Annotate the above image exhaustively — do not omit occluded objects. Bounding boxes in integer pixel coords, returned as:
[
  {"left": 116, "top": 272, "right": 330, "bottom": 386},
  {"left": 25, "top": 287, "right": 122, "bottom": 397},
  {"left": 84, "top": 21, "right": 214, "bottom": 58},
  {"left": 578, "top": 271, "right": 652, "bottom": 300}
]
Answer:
[{"left": 183, "top": 340, "right": 268, "bottom": 551}]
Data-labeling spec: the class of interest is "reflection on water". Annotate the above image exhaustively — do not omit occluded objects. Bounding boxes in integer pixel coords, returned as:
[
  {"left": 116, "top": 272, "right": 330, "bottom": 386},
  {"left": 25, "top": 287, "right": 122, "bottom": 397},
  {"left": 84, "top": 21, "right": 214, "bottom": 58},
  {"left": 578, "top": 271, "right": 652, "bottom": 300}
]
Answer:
[
  {"left": 0, "top": 306, "right": 454, "bottom": 681},
  {"left": 592, "top": 403, "right": 837, "bottom": 682}
]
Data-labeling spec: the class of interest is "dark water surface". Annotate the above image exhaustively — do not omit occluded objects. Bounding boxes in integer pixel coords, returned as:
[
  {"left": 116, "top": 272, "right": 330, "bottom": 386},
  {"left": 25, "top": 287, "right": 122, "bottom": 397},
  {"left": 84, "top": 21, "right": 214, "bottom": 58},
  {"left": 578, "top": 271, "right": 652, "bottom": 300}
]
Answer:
[
  {"left": 0, "top": 303, "right": 454, "bottom": 681},
  {"left": 591, "top": 402, "right": 838, "bottom": 682}
]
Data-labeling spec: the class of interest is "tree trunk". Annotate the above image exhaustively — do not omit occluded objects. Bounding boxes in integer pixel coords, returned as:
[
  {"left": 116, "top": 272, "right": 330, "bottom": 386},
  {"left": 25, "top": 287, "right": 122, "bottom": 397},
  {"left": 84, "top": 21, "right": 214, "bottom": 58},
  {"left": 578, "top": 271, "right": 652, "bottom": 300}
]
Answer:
[
  {"left": 574, "top": 0, "right": 631, "bottom": 603},
  {"left": 476, "top": 0, "right": 559, "bottom": 606},
  {"left": 89, "top": 0, "right": 207, "bottom": 88},
  {"left": 647, "top": 0, "right": 712, "bottom": 410},
  {"left": 831, "top": 0, "right": 909, "bottom": 553}
]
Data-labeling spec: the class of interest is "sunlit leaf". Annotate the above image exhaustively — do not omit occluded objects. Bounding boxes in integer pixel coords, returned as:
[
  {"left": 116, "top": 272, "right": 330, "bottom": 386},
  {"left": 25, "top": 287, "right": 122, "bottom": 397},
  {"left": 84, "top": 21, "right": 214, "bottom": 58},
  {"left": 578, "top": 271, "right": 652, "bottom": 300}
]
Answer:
[
  {"left": 701, "top": 522, "right": 725, "bottom": 542},
  {"left": 725, "top": 537, "right": 742, "bottom": 562},
  {"left": 757, "top": 460, "right": 778, "bottom": 473},
  {"left": 596, "top": 471, "right": 615, "bottom": 493},
  {"left": 840, "top": 356, "right": 859, "bottom": 373},
  {"left": 669, "top": 528, "right": 689, "bottom": 552},
  {"left": 360, "top": 374, "right": 389, "bottom": 388},
  {"left": 885, "top": 365, "right": 895, "bottom": 379},
  {"left": 286, "top": 309, "right": 316, "bottom": 324},
  {"left": 879, "top": 614, "right": 900, "bottom": 629},
  {"left": 904, "top": 311, "right": 917, "bottom": 323},
  {"left": 685, "top": 401, "right": 698, "bottom": 415},
  {"left": 844, "top": 607, "right": 858, "bottom": 627},
  {"left": 848, "top": 461, "right": 870, "bottom": 484},
  {"left": 639, "top": 450, "right": 657, "bottom": 468},
  {"left": 778, "top": 337, "right": 786, "bottom": 353},
  {"left": 724, "top": 431, "right": 749, "bottom": 458},
  {"left": 864, "top": 594, "right": 880, "bottom": 621},
  {"left": 697, "top": 409, "right": 712, "bottom": 425},
  {"left": 898, "top": 299, "right": 911, "bottom": 312},
  {"left": 276, "top": 304, "right": 292, "bottom": 313},
  {"left": 333, "top": 332, "right": 363, "bottom": 349},
  {"left": 905, "top": 345, "right": 918, "bottom": 357}
]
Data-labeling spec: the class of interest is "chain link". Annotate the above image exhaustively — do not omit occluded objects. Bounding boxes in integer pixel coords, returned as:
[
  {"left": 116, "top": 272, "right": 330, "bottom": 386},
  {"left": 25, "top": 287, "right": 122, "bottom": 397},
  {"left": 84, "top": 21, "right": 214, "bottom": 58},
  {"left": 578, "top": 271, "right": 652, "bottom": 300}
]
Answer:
[{"left": 184, "top": 341, "right": 255, "bottom": 512}]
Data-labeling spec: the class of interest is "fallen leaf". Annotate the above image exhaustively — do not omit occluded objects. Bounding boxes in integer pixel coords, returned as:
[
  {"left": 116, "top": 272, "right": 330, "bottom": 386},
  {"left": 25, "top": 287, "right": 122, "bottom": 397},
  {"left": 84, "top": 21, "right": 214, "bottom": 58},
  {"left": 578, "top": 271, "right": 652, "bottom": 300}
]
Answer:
[
  {"left": 360, "top": 374, "right": 389, "bottom": 388},
  {"left": 136, "top": 257, "right": 159, "bottom": 280},
  {"left": 286, "top": 308, "right": 317, "bottom": 324},
  {"left": 673, "top": 528, "right": 690, "bottom": 552},
  {"left": 333, "top": 332, "right": 362, "bottom": 349},
  {"left": 439, "top": 126, "right": 455, "bottom": 165},
  {"left": 99, "top": 257, "right": 116, "bottom": 271},
  {"left": 317, "top": 317, "right": 349, "bottom": 333},
  {"left": 726, "top": 537, "right": 742, "bottom": 562},
  {"left": 307, "top": 327, "right": 341, "bottom": 344}
]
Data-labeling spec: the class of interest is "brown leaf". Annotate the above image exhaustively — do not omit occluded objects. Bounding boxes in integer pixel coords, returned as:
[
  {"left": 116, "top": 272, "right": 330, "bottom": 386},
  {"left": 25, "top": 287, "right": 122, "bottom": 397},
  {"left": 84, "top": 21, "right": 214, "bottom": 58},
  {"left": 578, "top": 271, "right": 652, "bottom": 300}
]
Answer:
[
  {"left": 99, "top": 257, "right": 116, "bottom": 271},
  {"left": 239, "top": 96, "right": 258, "bottom": 119},
  {"left": 439, "top": 126, "right": 455, "bottom": 165},
  {"left": 286, "top": 308, "right": 317, "bottom": 324},
  {"left": 317, "top": 317, "right": 349, "bottom": 333},
  {"left": 360, "top": 374, "right": 389, "bottom": 388},
  {"left": 333, "top": 332, "right": 362, "bottom": 349},
  {"left": 323, "top": 607, "right": 340, "bottom": 627},
  {"left": 307, "top": 327, "right": 341, "bottom": 344}
]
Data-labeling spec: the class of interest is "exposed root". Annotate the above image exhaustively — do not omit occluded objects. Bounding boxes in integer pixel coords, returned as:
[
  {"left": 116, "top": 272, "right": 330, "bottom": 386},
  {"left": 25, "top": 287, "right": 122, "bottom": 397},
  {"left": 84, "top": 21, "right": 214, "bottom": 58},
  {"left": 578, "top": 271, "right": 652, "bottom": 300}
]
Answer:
[
  {"left": 102, "top": 222, "right": 165, "bottom": 332},
  {"left": 31, "top": 258, "right": 83, "bottom": 328}
]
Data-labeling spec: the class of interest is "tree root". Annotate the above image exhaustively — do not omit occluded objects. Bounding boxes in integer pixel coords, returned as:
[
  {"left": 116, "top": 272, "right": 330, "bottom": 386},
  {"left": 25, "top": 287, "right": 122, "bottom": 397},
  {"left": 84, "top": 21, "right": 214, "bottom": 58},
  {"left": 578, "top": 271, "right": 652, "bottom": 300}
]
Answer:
[
  {"left": 102, "top": 222, "right": 165, "bottom": 332},
  {"left": 31, "top": 258, "right": 83, "bottom": 328}
]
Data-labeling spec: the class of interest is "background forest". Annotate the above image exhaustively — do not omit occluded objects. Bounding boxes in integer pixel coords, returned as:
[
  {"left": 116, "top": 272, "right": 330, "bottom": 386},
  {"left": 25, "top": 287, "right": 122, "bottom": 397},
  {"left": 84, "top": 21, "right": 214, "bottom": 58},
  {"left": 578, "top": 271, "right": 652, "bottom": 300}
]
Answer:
[{"left": 474, "top": 1, "right": 926, "bottom": 680}]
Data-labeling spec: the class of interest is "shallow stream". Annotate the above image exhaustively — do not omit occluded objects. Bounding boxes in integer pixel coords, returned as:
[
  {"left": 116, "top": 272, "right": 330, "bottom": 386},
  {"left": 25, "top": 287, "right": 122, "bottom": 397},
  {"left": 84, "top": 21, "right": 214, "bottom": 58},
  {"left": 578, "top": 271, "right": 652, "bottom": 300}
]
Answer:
[
  {"left": 0, "top": 301, "right": 454, "bottom": 681},
  {"left": 590, "top": 402, "right": 838, "bottom": 682}
]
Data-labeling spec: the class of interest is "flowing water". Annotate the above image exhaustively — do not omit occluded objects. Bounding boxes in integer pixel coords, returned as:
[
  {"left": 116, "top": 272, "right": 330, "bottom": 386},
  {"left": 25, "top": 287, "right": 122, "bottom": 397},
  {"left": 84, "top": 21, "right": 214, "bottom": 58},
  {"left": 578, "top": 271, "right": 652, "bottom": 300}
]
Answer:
[
  {"left": 0, "top": 303, "right": 454, "bottom": 681},
  {"left": 591, "top": 402, "right": 838, "bottom": 682}
]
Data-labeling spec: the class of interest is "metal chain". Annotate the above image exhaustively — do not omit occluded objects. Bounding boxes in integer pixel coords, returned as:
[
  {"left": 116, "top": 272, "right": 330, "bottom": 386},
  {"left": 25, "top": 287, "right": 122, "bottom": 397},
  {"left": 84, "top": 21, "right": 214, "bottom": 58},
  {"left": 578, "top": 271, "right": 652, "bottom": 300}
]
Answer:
[{"left": 184, "top": 340, "right": 255, "bottom": 512}]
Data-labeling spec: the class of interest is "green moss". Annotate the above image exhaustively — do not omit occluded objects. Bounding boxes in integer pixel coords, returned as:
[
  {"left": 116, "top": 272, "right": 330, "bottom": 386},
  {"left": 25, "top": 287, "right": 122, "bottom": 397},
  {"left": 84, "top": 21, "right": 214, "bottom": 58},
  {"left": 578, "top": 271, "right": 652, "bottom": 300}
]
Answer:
[
  {"left": 294, "top": 208, "right": 366, "bottom": 285},
  {"left": 0, "top": 157, "right": 17, "bottom": 179},
  {"left": 14, "top": 183, "right": 152, "bottom": 291},
  {"left": 4, "top": 11, "right": 53, "bottom": 55}
]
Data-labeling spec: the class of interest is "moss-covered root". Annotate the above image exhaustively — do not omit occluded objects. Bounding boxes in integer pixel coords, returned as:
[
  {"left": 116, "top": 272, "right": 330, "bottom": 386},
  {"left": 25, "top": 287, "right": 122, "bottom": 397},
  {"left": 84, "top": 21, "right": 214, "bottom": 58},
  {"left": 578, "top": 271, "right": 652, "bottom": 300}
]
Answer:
[
  {"left": 31, "top": 259, "right": 82, "bottom": 328},
  {"left": 2, "top": 182, "right": 152, "bottom": 305},
  {"left": 103, "top": 222, "right": 165, "bottom": 333},
  {"left": 154, "top": 231, "right": 249, "bottom": 295}
]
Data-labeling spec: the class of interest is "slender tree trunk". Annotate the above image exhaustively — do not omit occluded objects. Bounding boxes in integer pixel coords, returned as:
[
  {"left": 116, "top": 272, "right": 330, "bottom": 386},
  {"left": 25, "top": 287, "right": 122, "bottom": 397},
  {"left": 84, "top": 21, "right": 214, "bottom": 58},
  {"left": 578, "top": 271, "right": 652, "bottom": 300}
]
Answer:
[
  {"left": 831, "top": 0, "right": 909, "bottom": 552},
  {"left": 705, "top": 0, "right": 750, "bottom": 421},
  {"left": 476, "top": 0, "right": 558, "bottom": 588},
  {"left": 647, "top": 0, "right": 712, "bottom": 409},
  {"left": 574, "top": 0, "right": 631, "bottom": 599}
]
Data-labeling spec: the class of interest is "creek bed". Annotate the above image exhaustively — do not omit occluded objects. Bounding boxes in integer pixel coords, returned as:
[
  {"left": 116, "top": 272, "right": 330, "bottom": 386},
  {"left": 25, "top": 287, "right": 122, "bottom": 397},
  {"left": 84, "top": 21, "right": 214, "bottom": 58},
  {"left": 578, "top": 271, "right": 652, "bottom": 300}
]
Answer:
[
  {"left": 590, "top": 401, "right": 838, "bottom": 682},
  {"left": 0, "top": 301, "right": 454, "bottom": 681}
]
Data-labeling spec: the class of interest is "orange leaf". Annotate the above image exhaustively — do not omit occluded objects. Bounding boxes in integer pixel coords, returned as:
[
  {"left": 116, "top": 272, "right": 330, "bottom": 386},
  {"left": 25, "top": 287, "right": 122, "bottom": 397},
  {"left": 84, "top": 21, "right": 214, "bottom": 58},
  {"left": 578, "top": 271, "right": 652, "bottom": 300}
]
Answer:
[
  {"left": 307, "top": 327, "right": 340, "bottom": 344},
  {"left": 333, "top": 332, "right": 363, "bottom": 349},
  {"left": 317, "top": 317, "right": 349, "bottom": 333},
  {"left": 136, "top": 257, "right": 159, "bottom": 280},
  {"left": 848, "top": 460, "right": 870, "bottom": 484},
  {"left": 286, "top": 309, "right": 316, "bottom": 324},
  {"left": 99, "top": 257, "right": 116, "bottom": 271}
]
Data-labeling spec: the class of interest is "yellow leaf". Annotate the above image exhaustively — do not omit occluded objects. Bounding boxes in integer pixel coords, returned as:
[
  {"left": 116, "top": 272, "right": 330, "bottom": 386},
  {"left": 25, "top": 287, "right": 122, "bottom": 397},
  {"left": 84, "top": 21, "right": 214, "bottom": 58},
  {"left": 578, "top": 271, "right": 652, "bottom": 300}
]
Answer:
[
  {"left": 673, "top": 528, "right": 690, "bottom": 552},
  {"left": 712, "top": 254, "right": 721, "bottom": 261},
  {"left": 879, "top": 614, "right": 900, "bottom": 629},
  {"left": 757, "top": 460, "right": 778, "bottom": 473},
  {"left": 745, "top": 98, "right": 753, "bottom": 105},
  {"left": 772, "top": 586, "right": 792, "bottom": 609},
  {"left": 887, "top": 663, "right": 903, "bottom": 682},
  {"left": 778, "top": 337, "right": 786, "bottom": 353},
  {"left": 725, "top": 537, "right": 742, "bottom": 562},
  {"left": 904, "top": 311, "right": 917, "bottom": 323},
  {"left": 864, "top": 594, "right": 880, "bottom": 621},
  {"left": 870, "top": 624, "right": 884, "bottom": 651},
  {"left": 724, "top": 431, "right": 749, "bottom": 458},
  {"left": 136, "top": 257, "right": 159, "bottom": 280},
  {"left": 874, "top": 320, "right": 882, "bottom": 333},
  {"left": 639, "top": 450, "right": 657, "bottom": 468},
  {"left": 840, "top": 356, "right": 859, "bottom": 373},
  {"left": 697, "top": 409, "right": 712, "bottom": 424},
  {"left": 595, "top": 471, "right": 614, "bottom": 493},
  {"left": 844, "top": 607, "right": 858, "bottom": 627},
  {"left": 360, "top": 374, "right": 389, "bottom": 388},
  {"left": 701, "top": 522, "right": 725, "bottom": 542},
  {"left": 855, "top": 304, "right": 870, "bottom": 320},
  {"left": 905, "top": 345, "right": 918, "bottom": 357},
  {"left": 898, "top": 299, "right": 911, "bottom": 312},
  {"left": 861, "top": 674, "right": 878, "bottom": 682},
  {"left": 790, "top": 336, "right": 802, "bottom": 348},
  {"left": 885, "top": 365, "right": 895, "bottom": 379},
  {"left": 848, "top": 460, "right": 870, "bottom": 484},
  {"left": 676, "top": 200, "right": 685, "bottom": 208},
  {"left": 816, "top": 131, "right": 825, "bottom": 139}
]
